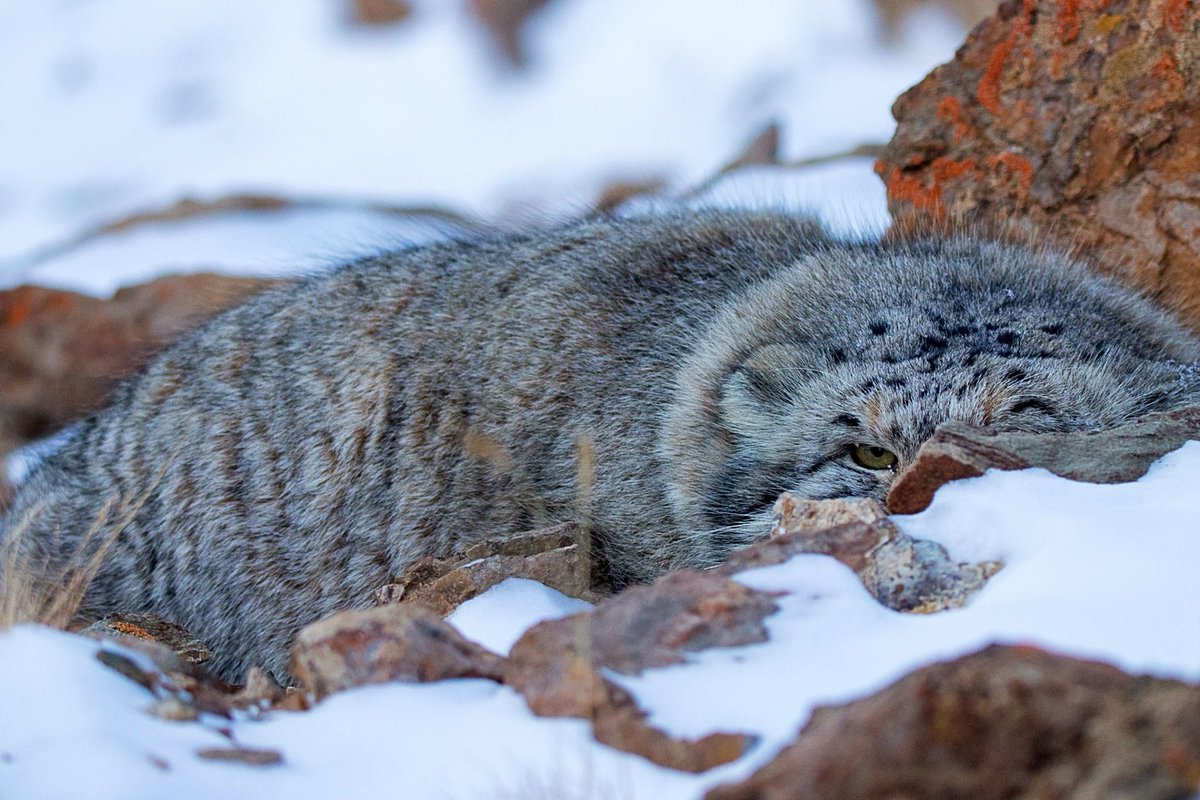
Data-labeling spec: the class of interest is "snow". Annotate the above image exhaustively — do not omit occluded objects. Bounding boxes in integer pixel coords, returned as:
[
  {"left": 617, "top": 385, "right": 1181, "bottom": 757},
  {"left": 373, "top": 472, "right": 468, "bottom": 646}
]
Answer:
[
  {"left": 6, "top": 445, "right": 1200, "bottom": 798},
  {"left": 678, "top": 158, "right": 893, "bottom": 239},
  {"left": 448, "top": 577, "right": 593, "bottom": 655},
  {"left": 7, "top": 1, "right": 1188, "bottom": 799},
  {"left": 0, "top": 628, "right": 236, "bottom": 799}
]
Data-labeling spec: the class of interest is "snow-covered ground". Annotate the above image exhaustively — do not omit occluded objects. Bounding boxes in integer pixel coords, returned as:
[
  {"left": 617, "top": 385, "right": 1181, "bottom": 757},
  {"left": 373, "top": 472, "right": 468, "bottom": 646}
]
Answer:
[
  {"left": 10, "top": 3, "right": 1190, "bottom": 800},
  {"left": 5, "top": 447, "right": 1200, "bottom": 800}
]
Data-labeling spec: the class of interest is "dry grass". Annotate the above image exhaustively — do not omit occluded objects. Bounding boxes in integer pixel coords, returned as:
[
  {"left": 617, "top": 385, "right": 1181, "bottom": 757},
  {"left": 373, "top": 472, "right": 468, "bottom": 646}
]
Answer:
[
  {"left": 0, "top": 454, "right": 173, "bottom": 631},
  {"left": 0, "top": 496, "right": 123, "bottom": 630}
]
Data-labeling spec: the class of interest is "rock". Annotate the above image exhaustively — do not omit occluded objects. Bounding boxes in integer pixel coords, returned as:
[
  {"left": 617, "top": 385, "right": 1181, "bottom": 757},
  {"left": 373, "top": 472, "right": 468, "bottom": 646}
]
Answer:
[
  {"left": 591, "top": 711, "right": 753, "bottom": 776},
  {"left": 376, "top": 522, "right": 603, "bottom": 615},
  {"left": 719, "top": 494, "right": 999, "bottom": 613},
  {"left": 769, "top": 496, "right": 889, "bottom": 533},
  {"left": 467, "top": 0, "right": 553, "bottom": 68},
  {"left": 549, "top": 571, "right": 777, "bottom": 677},
  {"left": 84, "top": 612, "right": 212, "bottom": 665},
  {"left": 87, "top": 615, "right": 307, "bottom": 718},
  {"left": 0, "top": 274, "right": 280, "bottom": 455},
  {"left": 878, "top": 0, "right": 1200, "bottom": 332},
  {"left": 887, "top": 406, "right": 1200, "bottom": 514},
  {"left": 859, "top": 536, "right": 1000, "bottom": 613},
  {"left": 93, "top": 644, "right": 242, "bottom": 719},
  {"left": 228, "top": 667, "right": 291, "bottom": 715},
  {"left": 873, "top": 0, "right": 999, "bottom": 43},
  {"left": 290, "top": 604, "right": 505, "bottom": 701},
  {"left": 195, "top": 747, "right": 283, "bottom": 767},
  {"left": 593, "top": 178, "right": 667, "bottom": 215},
  {"left": 706, "top": 644, "right": 1200, "bottom": 800},
  {"left": 503, "top": 571, "right": 772, "bottom": 771},
  {"left": 95, "top": 649, "right": 159, "bottom": 694},
  {"left": 148, "top": 697, "right": 199, "bottom": 722},
  {"left": 345, "top": 0, "right": 412, "bottom": 27}
]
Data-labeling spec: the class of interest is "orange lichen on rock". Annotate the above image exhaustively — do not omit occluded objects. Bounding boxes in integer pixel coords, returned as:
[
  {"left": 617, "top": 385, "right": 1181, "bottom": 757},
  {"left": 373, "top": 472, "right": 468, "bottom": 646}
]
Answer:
[
  {"left": 876, "top": 163, "right": 946, "bottom": 217},
  {"left": 936, "top": 96, "right": 972, "bottom": 142},
  {"left": 932, "top": 156, "right": 978, "bottom": 184},
  {"left": 1056, "top": 0, "right": 1082, "bottom": 42},
  {"left": 1163, "top": 0, "right": 1188, "bottom": 31},
  {"left": 984, "top": 151, "right": 1034, "bottom": 195}
]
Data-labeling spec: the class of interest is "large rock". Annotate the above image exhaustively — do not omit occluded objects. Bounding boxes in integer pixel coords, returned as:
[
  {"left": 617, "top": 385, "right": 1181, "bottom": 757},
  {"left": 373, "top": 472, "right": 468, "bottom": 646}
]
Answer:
[
  {"left": 0, "top": 274, "right": 279, "bottom": 453},
  {"left": 879, "top": 0, "right": 1200, "bottom": 332},
  {"left": 707, "top": 644, "right": 1200, "bottom": 800},
  {"left": 888, "top": 406, "right": 1200, "bottom": 514}
]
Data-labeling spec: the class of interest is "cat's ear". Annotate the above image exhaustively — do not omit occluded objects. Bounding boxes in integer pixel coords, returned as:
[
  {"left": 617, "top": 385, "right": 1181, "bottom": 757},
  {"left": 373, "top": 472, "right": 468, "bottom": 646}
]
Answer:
[{"left": 720, "top": 343, "right": 803, "bottom": 436}]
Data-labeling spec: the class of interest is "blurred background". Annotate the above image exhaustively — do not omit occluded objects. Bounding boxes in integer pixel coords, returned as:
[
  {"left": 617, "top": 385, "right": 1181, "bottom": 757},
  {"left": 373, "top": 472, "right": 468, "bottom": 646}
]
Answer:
[{"left": 0, "top": 0, "right": 997, "bottom": 293}]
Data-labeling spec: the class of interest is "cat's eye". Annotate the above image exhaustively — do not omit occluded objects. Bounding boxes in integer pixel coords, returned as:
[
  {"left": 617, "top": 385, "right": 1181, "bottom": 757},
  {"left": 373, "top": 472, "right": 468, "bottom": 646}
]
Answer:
[{"left": 850, "top": 443, "right": 897, "bottom": 470}]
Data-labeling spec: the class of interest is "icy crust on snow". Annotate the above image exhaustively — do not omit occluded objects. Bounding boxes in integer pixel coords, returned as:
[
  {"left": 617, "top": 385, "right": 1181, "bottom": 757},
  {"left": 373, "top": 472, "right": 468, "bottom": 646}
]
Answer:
[
  {"left": 4, "top": 444, "right": 1200, "bottom": 799},
  {"left": 0, "top": 0, "right": 963, "bottom": 264}
]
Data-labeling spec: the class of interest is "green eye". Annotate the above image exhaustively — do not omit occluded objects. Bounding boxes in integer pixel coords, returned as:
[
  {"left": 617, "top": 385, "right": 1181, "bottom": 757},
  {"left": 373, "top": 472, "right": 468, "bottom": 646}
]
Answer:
[{"left": 850, "top": 444, "right": 897, "bottom": 471}]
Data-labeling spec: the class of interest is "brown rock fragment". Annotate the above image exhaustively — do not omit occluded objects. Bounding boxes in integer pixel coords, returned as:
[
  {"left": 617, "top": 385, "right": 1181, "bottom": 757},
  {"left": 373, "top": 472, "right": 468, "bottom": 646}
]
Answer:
[
  {"left": 859, "top": 536, "right": 1000, "bottom": 613},
  {"left": 87, "top": 615, "right": 305, "bottom": 717},
  {"left": 593, "top": 178, "right": 667, "bottom": 215},
  {"left": 468, "top": 0, "right": 553, "bottom": 68},
  {"left": 195, "top": 747, "right": 283, "bottom": 767},
  {"left": 563, "top": 571, "right": 778, "bottom": 676},
  {"left": 707, "top": 644, "right": 1200, "bottom": 800},
  {"left": 719, "top": 494, "right": 999, "bottom": 613},
  {"left": 228, "top": 667, "right": 290, "bottom": 713},
  {"left": 377, "top": 522, "right": 603, "bottom": 615},
  {"left": 84, "top": 612, "right": 212, "bottom": 665},
  {"left": 888, "top": 407, "right": 1200, "bottom": 514},
  {"left": 873, "top": 0, "right": 999, "bottom": 43},
  {"left": 503, "top": 571, "right": 773, "bottom": 771},
  {"left": 591, "top": 712, "right": 753, "bottom": 775},
  {"left": 291, "top": 604, "right": 505, "bottom": 701},
  {"left": 345, "top": 0, "right": 412, "bottom": 27},
  {"left": 506, "top": 571, "right": 776, "bottom": 693},
  {"left": 879, "top": 0, "right": 1200, "bottom": 331},
  {"left": 769, "top": 496, "right": 889, "bottom": 532},
  {"left": 93, "top": 641, "right": 246, "bottom": 719}
]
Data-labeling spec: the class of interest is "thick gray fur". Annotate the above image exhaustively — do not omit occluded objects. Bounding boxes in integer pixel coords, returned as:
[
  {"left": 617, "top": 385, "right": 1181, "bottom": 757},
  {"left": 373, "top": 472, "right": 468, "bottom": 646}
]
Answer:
[{"left": 4, "top": 210, "right": 1199, "bottom": 682}]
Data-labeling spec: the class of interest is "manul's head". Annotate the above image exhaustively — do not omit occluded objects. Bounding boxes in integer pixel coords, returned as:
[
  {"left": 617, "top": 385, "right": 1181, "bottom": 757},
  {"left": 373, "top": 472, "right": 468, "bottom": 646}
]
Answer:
[{"left": 660, "top": 235, "right": 1200, "bottom": 566}]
